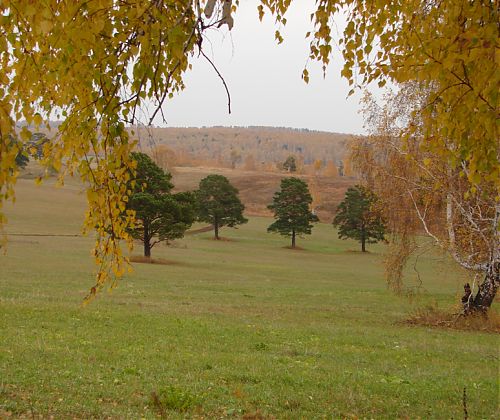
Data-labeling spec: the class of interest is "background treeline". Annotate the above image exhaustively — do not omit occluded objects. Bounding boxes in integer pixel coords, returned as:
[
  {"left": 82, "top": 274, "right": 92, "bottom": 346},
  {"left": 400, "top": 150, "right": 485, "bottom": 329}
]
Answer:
[{"left": 132, "top": 126, "right": 355, "bottom": 176}]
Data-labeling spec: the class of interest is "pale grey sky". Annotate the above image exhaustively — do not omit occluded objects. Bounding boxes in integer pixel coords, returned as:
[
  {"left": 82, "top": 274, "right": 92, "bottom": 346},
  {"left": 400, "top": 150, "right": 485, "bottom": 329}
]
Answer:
[{"left": 150, "top": 1, "right": 366, "bottom": 135}]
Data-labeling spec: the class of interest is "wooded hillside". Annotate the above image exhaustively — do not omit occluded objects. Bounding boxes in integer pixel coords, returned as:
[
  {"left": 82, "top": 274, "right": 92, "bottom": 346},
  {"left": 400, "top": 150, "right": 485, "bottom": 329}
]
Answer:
[{"left": 133, "top": 126, "right": 352, "bottom": 173}]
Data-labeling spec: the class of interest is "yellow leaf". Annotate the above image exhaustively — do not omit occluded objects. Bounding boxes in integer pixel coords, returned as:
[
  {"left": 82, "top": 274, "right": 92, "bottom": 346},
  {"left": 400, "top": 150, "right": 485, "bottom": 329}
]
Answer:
[{"left": 33, "top": 113, "right": 43, "bottom": 127}]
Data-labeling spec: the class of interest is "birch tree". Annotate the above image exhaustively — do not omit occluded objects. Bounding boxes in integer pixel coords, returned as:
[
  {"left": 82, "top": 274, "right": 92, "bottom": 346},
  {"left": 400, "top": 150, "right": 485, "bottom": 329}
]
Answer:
[{"left": 352, "top": 85, "right": 499, "bottom": 313}]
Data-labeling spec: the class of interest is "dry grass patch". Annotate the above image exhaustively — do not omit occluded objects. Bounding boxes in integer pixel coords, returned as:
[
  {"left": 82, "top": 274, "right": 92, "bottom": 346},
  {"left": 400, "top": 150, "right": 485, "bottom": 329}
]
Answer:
[
  {"left": 214, "top": 236, "right": 237, "bottom": 242},
  {"left": 406, "top": 305, "right": 500, "bottom": 333},
  {"left": 242, "top": 410, "right": 275, "bottom": 420}
]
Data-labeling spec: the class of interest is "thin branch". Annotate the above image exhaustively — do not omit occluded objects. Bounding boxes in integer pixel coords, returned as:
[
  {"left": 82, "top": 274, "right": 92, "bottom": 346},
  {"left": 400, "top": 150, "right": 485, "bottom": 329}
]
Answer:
[
  {"left": 199, "top": 48, "right": 231, "bottom": 114},
  {"left": 407, "top": 188, "right": 440, "bottom": 244}
]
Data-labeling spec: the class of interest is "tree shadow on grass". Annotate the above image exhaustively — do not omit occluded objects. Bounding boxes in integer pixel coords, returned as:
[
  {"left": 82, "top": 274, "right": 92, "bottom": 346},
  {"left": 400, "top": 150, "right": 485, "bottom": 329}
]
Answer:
[
  {"left": 283, "top": 245, "right": 306, "bottom": 251},
  {"left": 197, "top": 236, "right": 239, "bottom": 242},
  {"left": 129, "top": 255, "right": 184, "bottom": 266}
]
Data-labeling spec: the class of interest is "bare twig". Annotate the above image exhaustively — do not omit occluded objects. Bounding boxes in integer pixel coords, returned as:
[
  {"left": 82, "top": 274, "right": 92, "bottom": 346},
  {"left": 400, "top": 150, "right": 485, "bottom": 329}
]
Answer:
[{"left": 199, "top": 48, "right": 231, "bottom": 114}]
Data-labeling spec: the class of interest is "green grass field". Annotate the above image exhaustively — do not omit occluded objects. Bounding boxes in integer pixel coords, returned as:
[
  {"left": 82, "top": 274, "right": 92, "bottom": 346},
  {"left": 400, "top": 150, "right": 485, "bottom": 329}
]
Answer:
[{"left": 1, "top": 179, "right": 498, "bottom": 418}]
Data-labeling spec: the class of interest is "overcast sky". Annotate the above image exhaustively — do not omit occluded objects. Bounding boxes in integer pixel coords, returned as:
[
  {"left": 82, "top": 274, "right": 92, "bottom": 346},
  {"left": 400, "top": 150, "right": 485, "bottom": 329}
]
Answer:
[{"left": 149, "top": 1, "right": 366, "bottom": 135}]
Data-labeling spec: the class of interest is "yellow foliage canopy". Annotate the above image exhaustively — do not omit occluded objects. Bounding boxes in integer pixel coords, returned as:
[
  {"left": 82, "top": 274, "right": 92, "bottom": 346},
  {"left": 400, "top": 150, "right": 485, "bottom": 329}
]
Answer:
[
  {"left": 0, "top": 0, "right": 204, "bottom": 300},
  {"left": 264, "top": 0, "right": 499, "bottom": 188}
]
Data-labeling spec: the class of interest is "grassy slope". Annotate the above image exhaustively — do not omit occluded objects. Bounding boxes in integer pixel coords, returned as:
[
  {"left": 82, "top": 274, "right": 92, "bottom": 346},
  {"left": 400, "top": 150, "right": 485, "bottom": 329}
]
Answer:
[
  {"left": 0, "top": 179, "right": 498, "bottom": 419},
  {"left": 171, "top": 166, "right": 355, "bottom": 222}
]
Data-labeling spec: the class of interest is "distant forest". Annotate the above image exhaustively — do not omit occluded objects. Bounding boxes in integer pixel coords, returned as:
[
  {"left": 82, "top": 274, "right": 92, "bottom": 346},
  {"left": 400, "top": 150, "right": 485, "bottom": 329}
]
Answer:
[
  {"left": 17, "top": 123, "right": 357, "bottom": 177},
  {"left": 132, "top": 126, "right": 356, "bottom": 176}
]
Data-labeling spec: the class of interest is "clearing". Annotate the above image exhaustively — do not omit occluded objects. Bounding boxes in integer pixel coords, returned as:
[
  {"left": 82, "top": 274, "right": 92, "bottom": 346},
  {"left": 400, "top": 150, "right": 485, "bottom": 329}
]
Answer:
[{"left": 0, "top": 178, "right": 498, "bottom": 418}]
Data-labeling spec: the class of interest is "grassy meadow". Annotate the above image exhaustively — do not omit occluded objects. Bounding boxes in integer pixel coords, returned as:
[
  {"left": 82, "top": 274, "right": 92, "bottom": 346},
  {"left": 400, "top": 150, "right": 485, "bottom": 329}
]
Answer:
[{"left": 0, "top": 178, "right": 498, "bottom": 418}]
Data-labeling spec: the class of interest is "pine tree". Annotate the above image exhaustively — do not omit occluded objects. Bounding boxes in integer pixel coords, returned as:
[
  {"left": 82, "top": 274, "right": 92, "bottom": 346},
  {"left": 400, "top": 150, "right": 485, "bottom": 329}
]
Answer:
[
  {"left": 196, "top": 174, "right": 247, "bottom": 240},
  {"left": 127, "top": 152, "right": 195, "bottom": 257},
  {"left": 267, "top": 177, "right": 319, "bottom": 248},
  {"left": 333, "top": 185, "right": 386, "bottom": 252},
  {"left": 282, "top": 156, "right": 297, "bottom": 173}
]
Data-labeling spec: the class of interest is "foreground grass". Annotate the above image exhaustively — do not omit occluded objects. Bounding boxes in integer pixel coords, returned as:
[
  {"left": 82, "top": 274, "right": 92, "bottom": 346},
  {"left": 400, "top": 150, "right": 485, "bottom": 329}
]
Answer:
[{"left": 0, "top": 180, "right": 498, "bottom": 418}]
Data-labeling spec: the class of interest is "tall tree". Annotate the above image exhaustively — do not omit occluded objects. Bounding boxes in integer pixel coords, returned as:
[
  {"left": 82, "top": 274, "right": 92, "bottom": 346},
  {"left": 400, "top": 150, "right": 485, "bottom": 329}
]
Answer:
[
  {"left": 324, "top": 161, "right": 339, "bottom": 178},
  {"left": 151, "top": 145, "right": 178, "bottom": 173},
  {"left": 243, "top": 154, "right": 256, "bottom": 171},
  {"left": 333, "top": 185, "right": 386, "bottom": 253},
  {"left": 196, "top": 174, "right": 247, "bottom": 240},
  {"left": 128, "top": 153, "right": 195, "bottom": 257},
  {"left": 352, "top": 86, "right": 499, "bottom": 312},
  {"left": 342, "top": 158, "right": 353, "bottom": 177},
  {"left": 282, "top": 156, "right": 297, "bottom": 173},
  {"left": 313, "top": 159, "right": 323, "bottom": 176},
  {"left": 267, "top": 177, "right": 319, "bottom": 248},
  {"left": 229, "top": 149, "right": 242, "bottom": 169}
]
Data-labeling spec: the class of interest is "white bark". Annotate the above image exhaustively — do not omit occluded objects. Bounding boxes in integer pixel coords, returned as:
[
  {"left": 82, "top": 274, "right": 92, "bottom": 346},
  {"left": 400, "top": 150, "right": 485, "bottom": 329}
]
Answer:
[{"left": 446, "top": 191, "right": 488, "bottom": 272}]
